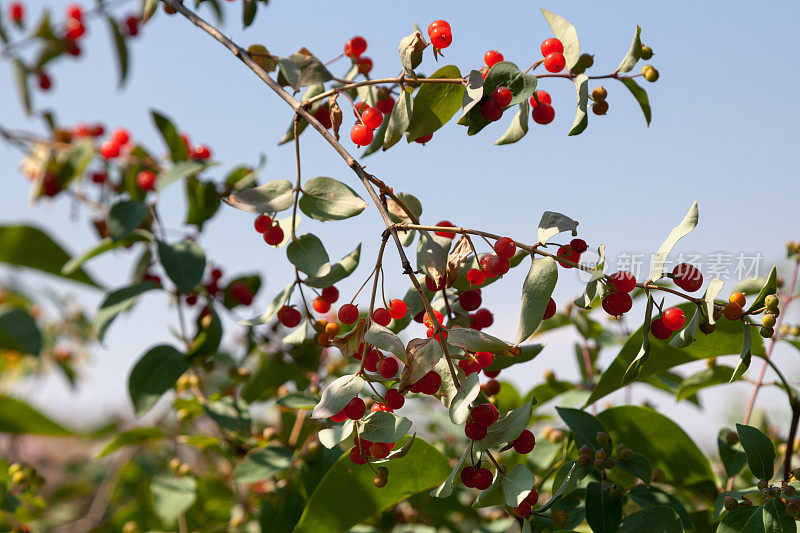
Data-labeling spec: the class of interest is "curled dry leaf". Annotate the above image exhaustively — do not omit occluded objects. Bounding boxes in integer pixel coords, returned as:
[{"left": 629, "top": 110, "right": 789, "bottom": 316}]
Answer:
[
  {"left": 397, "top": 337, "right": 442, "bottom": 393},
  {"left": 398, "top": 31, "right": 426, "bottom": 78},
  {"left": 446, "top": 235, "right": 473, "bottom": 287},
  {"left": 328, "top": 94, "right": 343, "bottom": 141},
  {"left": 330, "top": 317, "right": 366, "bottom": 359}
]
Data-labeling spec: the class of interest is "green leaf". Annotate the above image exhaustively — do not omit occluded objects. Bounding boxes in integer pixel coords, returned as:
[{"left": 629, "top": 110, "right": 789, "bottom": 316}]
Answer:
[
  {"left": 278, "top": 57, "right": 301, "bottom": 92},
  {"left": 0, "top": 224, "right": 102, "bottom": 288},
  {"left": 568, "top": 74, "right": 589, "bottom": 136},
  {"left": 486, "top": 344, "right": 544, "bottom": 372},
  {"left": 597, "top": 406, "right": 717, "bottom": 496},
  {"left": 458, "top": 62, "right": 537, "bottom": 136},
  {"left": 705, "top": 279, "right": 725, "bottom": 325},
  {"left": 649, "top": 201, "right": 699, "bottom": 282},
  {"left": 128, "top": 345, "right": 189, "bottom": 416},
  {"left": 224, "top": 179, "right": 294, "bottom": 213},
  {"left": 295, "top": 437, "right": 450, "bottom": 532},
  {"left": 383, "top": 89, "right": 413, "bottom": 150},
  {"left": 541, "top": 9, "right": 581, "bottom": 68},
  {"left": 516, "top": 256, "right": 558, "bottom": 344},
  {"left": 242, "top": 0, "right": 257, "bottom": 27},
  {"left": 503, "top": 464, "right": 536, "bottom": 506},
  {"left": 619, "top": 77, "right": 652, "bottom": 126},
  {"left": 0, "top": 307, "right": 41, "bottom": 355},
  {"left": 627, "top": 485, "right": 693, "bottom": 530},
  {"left": 152, "top": 110, "right": 189, "bottom": 162},
  {"left": 288, "top": 52, "right": 334, "bottom": 87},
  {"left": 233, "top": 446, "right": 293, "bottom": 483},
  {"left": 736, "top": 423, "right": 776, "bottom": 480},
  {"left": 618, "top": 506, "right": 682, "bottom": 533},
  {"left": 304, "top": 244, "right": 361, "bottom": 289},
  {"left": 416, "top": 230, "right": 451, "bottom": 284},
  {"left": 556, "top": 406, "right": 609, "bottom": 451},
  {"left": 748, "top": 266, "right": 777, "bottom": 313},
  {"left": 98, "top": 427, "right": 164, "bottom": 458},
  {"left": 719, "top": 506, "right": 765, "bottom": 533},
  {"left": 13, "top": 59, "right": 31, "bottom": 115},
  {"left": 539, "top": 463, "right": 578, "bottom": 512},
  {"left": 431, "top": 445, "right": 470, "bottom": 499},
  {"left": 276, "top": 391, "right": 319, "bottom": 410},
  {"left": 585, "top": 481, "right": 622, "bottom": 533},
  {"left": 537, "top": 211, "right": 579, "bottom": 245},
  {"left": 364, "top": 323, "right": 406, "bottom": 361},
  {"left": 157, "top": 239, "right": 205, "bottom": 293},
  {"left": 150, "top": 474, "right": 197, "bottom": 525},
  {"left": 0, "top": 395, "right": 72, "bottom": 435},
  {"left": 184, "top": 176, "right": 221, "bottom": 229},
  {"left": 495, "top": 101, "right": 530, "bottom": 145},
  {"left": 108, "top": 200, "right": 147, "bottom": 242},
  {"left": 763, "top": 499, "right": 795, "bottom": 533},
  {"left": 105, "top": 16, "right": 129, "bottom": 86},
  {"left": 318, "top": 420, "right": 354, "bottom": 449},
  {"left": 718, "top": 427, "right": 748, "bottom": 478},
  {"left": 64, "top": 233, "right": 153, "bottom": 279},
  {"left": 311, "top": 374, "right": 364, "bottom": 419},
  {"left": 156, "top": 160, "right": 209, "bottom": 193},
  {"left": 241, "top": 282, "right": 294, "bottom": 326},
  {"left": 524, "top": 379, "right": 573, "bottom": 406},
  {"left": 616, "top": 26, "right": 642, "bottom": 74},
  {"left": 398, "top": 31, "right": 425, "bottom": 77},
  {"left": 406, "top": 65, "right": 464, "bottom": 140},
  {"left": 449, "top": 372, "right": 480, "bottom": 424},
  {"left": 482, "top": 402, "right": 534, "bottom": 448},
  {"left": 677, "top": 365, "right": 737, "bottom": 401},
  {"left": 287, "top": 233, "right": 331, "bottom": 277},
  {"left": 731, "top": 324, "right": 753, "bottom": 382},
  {"left": 94, "top": 282, "right": 160, "bottom": 342},
  {"left": 587, "top": 301, "right": 765, "bottom": 405},
  {"left": 205, "top": 396, "right": 251, "bottom": 433},
  {"left": 54, "top": 140, "right": 94, "bottom": 190},
  {"left": 361, "top": 117, "right": 388, "bottom": 158},
  {"left": 615, "top": 452, "right": 652, "bottom": 483},
  {"left": 462, "top": 70, "right": 484, "bottom": 116},
  {"left": 447, "top": 328, "right": 511, "bottom": 353},
  {"left": 299, "top": 176, "right": 367, "bottom": 221},
  {"left": 358, "top": 411, "right": 412, "bottom": 443}
]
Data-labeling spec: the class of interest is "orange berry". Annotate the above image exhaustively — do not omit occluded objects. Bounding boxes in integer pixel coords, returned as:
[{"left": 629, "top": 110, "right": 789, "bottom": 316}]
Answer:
[
  {"left": 723, "top": 302, "right": 743, "bottom": 321},
  {"left": 729, "top": 292, "right": 746, "bottom": 308}
]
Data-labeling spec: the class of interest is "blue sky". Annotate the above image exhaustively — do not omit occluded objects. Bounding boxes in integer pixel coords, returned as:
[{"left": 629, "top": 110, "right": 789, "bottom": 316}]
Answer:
[{"left": 2, "top": 1, "right": 799, "bottom": 447}]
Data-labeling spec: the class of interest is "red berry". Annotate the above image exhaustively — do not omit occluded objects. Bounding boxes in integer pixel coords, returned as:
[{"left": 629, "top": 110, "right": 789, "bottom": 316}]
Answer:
[
  {"left": 429, "top": 27, "right": 452, "bottom": 49},
  {"left": 480, "top": 98, "right": 503, "bottom": 122},
  {"left": 525, "top": 488, "right": 539, "bottom": 505},
  {"left": 361, "top": 107, "right": 383, "bottom": 130},
  {"left": 321, "top": 286, "right": 339, "bottom": 304},
  {"left": 264, "top": 225, "right": 285, "bottom": 246},
  {"left": 371, "top": 402, "right": 391, "bottom": 413},
  {"left": 513, "top": 500, "right": 533, "bottom": 518},
  {"left": 484, "top": 369, "right": 500, "bottom": 378},
  {"left": 330, "top": 408, "right": 348, "bottom": 423},
  {"left": 434, "top": 220, "right": 456, "bottom": 239},
  {"left": 91, "top": 171, "right": 107, "bottom": 184},
  {"left": 482, "top": 379, "right": 501, "bottom": 396},
  {"left": 472, "top": 308, "right": 494, "bottom": 329},
  {"left": 372, "top": 442, "right": 391, "bottom": 459},
  {"left": 570, "top": 238, "right": 588, "bottom": 253},
  {"left": 544, "top": 52, "right": 566, "bottom": 73},
  {"left": 344, "top": 397, "right": 366, "bottom": 420},
  {"left": 313, "top": 105, "right": 332, "bottom": 129},
  {"left": 467, "top": 268, "right": 485, "bottom": 286},
  {"left": 349, "top": 446, "right": 366, "bottom": 464},
  {"left": 423, "top": 309, "right": 444, "bottom": 328},
  {"left": 344, "top": 36, "right": 367, "bottom": 58},
  {"left": 415, "top": 371, "right": 441, "bottom": 395},
  {"left": 136, "top": 171, "right": 156, "bottom": 191},
  {"left": 485, "top": 255, "right": 510, "bottom": 277},
  {"left": 484, "top": 50, "right": 504, "bottom": 67},
  {"left": 111, "top": 128, "right": 130, "bottom": 146},
  {"left": 662, "top": 307, "right": 686, "bottom": 331},
  {"left": 543, "top": 298, "right": 557, "bottom": 320},
  {"left": 540, "top": 38, "right": 564, "bottom": 57},
  {"left": 650, "top": 317, "right": 672, "bottom": 340},
  {"left": 458, "top": 358, "right": 481, "bottom": 376},
  {"left": 459, "top": 290, "right": 482, "bottom": 312},
  {"left": 66, "top": 4, "right": 83, "bottom": 21},
  {"left": 38, "top": 71, "right": 52, "bottom": 90},
  {"left": 529, "top": 90, "right": 552, "bottom": 106},
  {"left": 513, "top": 429, "right": 536, "bottom": 454},
  {"left": 89, "top": 123, "right": 105, "bottom": 136},
  {"left": 230, "top": 282, "right": 253, "bottom": 306},
  {"left": 211, "top": 268, "right": 223, "bottom": 280},
  {"left": 388, "top": 299, "right": 407, "bottom": 320},
  {"left": 492, "top": 86, "right": 513, "bottom": 108},
  {"left": 279, "top": 306, "right": 302, "bottom": 328},
  {"left": 414, "top": 134, "right": 433, "bottom": 144},
  {"left": 254, "top": 214, "right": 271, "bottom": 233},
  {"left": 608, "top": 271, "right": 637, "bottom": 293},
  {"left": 350, "top": 123, "right": 373, "bottom": 146},
  {"left": 378, "top": 357, "right": 399, "bottom": 379},
  {"left": 338, "top": 303, "right": 359, "bottom": 325},
  {"left": 473, "top": 468, "right": 493, "bottom": 490},
  {"left": 475, "top": 351, "right": 493, "bottom": 368},
  {"left": 556, "top": 245, "right": 580, "bottom": 268},
  {"left": 41, "top": 173, "right": 59, "bottom": 197},
  {"left": 125, "top": 15, "right": 140, "bottom": 37},
  {"left": 372, "top": 307, "right": 391, "bottom": 327},
  {"left": 531, "top": 103, "right": 555, "bottom": 125},
  {"left": 385, "top": 388, "right": 405, "bottom": 410},
  {"left": 494, "top": 237, "right": 516, "bottom": 260},
  {"left": 427, "top": 20, "right": 451, "bottom": 34},
  {"left": 64, "top": 18, "right": 85, "bottom": 40},
  {"left": 356, "top": 56, "right": 373, "bottom": 74},
  {"left": 364, "top": 349, "right": 380, "bottom": 372},
  {"left": 673, "top": 263, "right": 703, "bottom": 292},
  {"left": 313, "top": 297, "right": 330, "bottom": 314},
  {"left": 9, "top": 2, "right": 24, "bottom": 24},
  {"left": 602, "top": 292, "right": 632, "bottom": 316},
  {"left": 375, "top": 94, "right": 395, "bottom": 114},
  {"left": 461, "top": 465, "right": 477, "bottom": 488},
  {"left": 471, "top": 403, "right": 499, "bottom": 427},
  {"left": 465, "top": 420, "right": 487, "bottom": 440},
  {"left": 192, "top": 144, "right": 211, "bottom": 160}
]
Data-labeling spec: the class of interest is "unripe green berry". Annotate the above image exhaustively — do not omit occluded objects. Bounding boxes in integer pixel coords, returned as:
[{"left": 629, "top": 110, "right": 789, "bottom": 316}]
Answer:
[
  {"left": 373, "top": 466, "right": 389, "bottom": 488},
  {"left": 8, "top": 463, "right": 23, "bottom": 476},
  {"left": 579, "top": 53, "right": 594, "bottom": 69},
  {"left": 596, "top": 432, "right": 610, "bottom": 446},
  {"left": 595, "top": 449, "right": 608, "bottom": 460},
  {"left": 618, "top": 448, "right": 633, "bottom": 461},
  {"left": 640, "top": 45, "right": 653, "bottom": 60},
  {"left": 792, "top": 326, "right": 800, "bottom": 336},
  {"left": 11, "top": 471, "right": 26, "bottom": 485},
  {"left": 757, "top": 480, "right": 768, "bottom": 490},
  {"left": 765, "top": 294, "right": 779, "bottom": 310},
  {"left": 644, "top": 66, "right": 659, "bottom": 82},
  {"left": 592, "top": 101, "right": 609, "bottom": 115},
  {"left": 783, "top": 482, "right": 796, "bottom": 497},
  {"left": 178, "top": 463, "right": 191, "bottom": 476},
  {"left": 592, "top": 86, "right": 607, "bottom": 102},
  {"left": 723, "top": 496, "right": 738, "bottom": 511},
  {"left": 762, "top": 314, "right": 777, "bottom": 328},
  {"left": 552, "top": 509, "right": 568, "bottom": 528},
  {"left": 605, "top": 458, "right": 616, "bottom": 469},
  {"left": 578, "top": 445, "right": 593, "bottom": 457},
  {"left": 544, "top": 368, "right": 556, "bottom": 383},
  {"left": 761, "top": 327, "right": 774, "bottom": 339},
  {"left": 578, "top": 454, "right": 592, "bottom": 467},
  {"left": 593, "top": 458, "right": 606, "bottom": 470}
]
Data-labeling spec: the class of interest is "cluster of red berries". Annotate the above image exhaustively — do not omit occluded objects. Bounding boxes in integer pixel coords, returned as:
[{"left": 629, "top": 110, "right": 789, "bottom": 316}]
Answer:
[
  {"left": 99, "top": 127, "right": 131, "bottom": 159},
  {"left": 650, "top": 307, "right": 685, "bottom": 339},
  {"left": 348, "top": 433, "right": 396, "bottom": 464},
  {"left": 540, "top": 38, "right": 566, "bottom": 73},
  {"left": 464, "top": 403, "right": 498, "bottom": 440},
  {"left": 277, "top": 305, "right": 302, "bottom": 328},
  {"left": 427, "top": 20, "right": 452, "bottom": 50},
  {"left": 372, "top": 299, "right": 407, "bottom": 327},
  {"left": 343, "top": 36, "right": 372, "bottom": 75},
  {"left": 253, "top": 214, "right": 285, "bottom": 246},
  {"left": 556, "top": 237, "right": 587, "bottom": 268},
  {"left": 480, "top": 85, "right": 513, "bottom": 122},
  {"left": 672, "top": 262, "right": 703, "bottom": 292},
  {"left": 530, "top": 90, "right": 555, "bottom": 125},
  {"left": 180, "top": 134, "right": 212, "bottom": 161},
  {"left": 350, "top": 101, "right": 384, "bottom": 147},
  {"left": 74, "top": 122, "right": 105, "bottom": 138},
  {"left": 460, "top": 465, "right": 493, "bottom": 490},
  {"left": 8, "top": 2, "right": 24, "bottom": 25},
  {"left": 352, "top": 343, "right": 402, "bottom": 379},
  {"left": 458, "top": 351, "right": 493, "bottom": 375},
  {"left": 409, "top": 370, "right": 442, "bottom": 395},
  {"left": 602, "top": 271, "right": 636, "bottom": 316},
  {"left": 512, "top": 486, "right": 540, "bottom": 518}
]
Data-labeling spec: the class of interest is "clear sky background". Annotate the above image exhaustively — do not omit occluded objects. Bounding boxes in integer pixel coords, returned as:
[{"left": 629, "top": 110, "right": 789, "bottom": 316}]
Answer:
[{"left": 2, "top": 0, "right": 799, "bottom": 449}]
